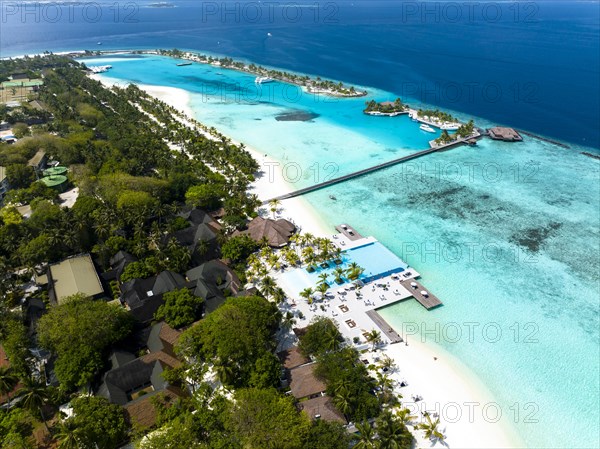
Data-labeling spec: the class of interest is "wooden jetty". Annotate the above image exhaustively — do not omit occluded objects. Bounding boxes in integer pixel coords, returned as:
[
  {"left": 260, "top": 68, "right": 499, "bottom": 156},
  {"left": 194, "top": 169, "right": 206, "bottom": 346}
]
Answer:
[
  {"left": 263, "top": 134, "right": 482, "bottom": 204},
  {"left": 334, "top": 224, "right": 363, "bottom": 241},
  {"left": 366, "top": 310, "right": 403, "bottom": 344},
  {"left": 399, "top": 279, "right": 442, "bottom": 310}
]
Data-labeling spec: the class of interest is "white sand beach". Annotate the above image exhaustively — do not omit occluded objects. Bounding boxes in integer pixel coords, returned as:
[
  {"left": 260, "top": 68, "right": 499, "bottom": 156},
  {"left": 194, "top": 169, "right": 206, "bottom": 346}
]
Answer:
[{"left": 93, "top": 73, "right": 522, "bottom": 449}]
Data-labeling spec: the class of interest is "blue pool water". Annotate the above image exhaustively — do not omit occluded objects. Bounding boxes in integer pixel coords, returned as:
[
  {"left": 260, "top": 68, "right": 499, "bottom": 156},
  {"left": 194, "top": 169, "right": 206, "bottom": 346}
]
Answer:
[
  {"left": 93, "top": 54, "right": 600, "bottom": 449},
  {"left": 279, "top": 241, "right": 408, "bottom": 297}
]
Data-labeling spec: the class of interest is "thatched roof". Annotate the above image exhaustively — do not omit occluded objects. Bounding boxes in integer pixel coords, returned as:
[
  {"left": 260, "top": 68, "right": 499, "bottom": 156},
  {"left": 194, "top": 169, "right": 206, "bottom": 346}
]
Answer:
[
  {"left": 242, "top": 217, "right": 296, "bottom": 247},
  {"left": 299, "top": 396, "right": 346, "bottom": 423},
  {"left": 289, "top": 363, "right": 326, "bottom": 399},
  {"left": 278, "top": 347, "right": 310, "bottom": 370}
]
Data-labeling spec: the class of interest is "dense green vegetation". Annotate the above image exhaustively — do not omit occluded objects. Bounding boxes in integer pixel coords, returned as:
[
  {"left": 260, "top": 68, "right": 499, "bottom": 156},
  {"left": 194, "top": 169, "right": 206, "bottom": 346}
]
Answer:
[
  {"left": 0, "top": 54, "right": 421, "bottom": 449},
  {"left": 176, "top": 296, "right": 281, "bottom": 388},
  {"left": 154, "top": 288, "right": 204, "bottom": 329},
  {"left": 416, "top": 108, "right": 457, "bottom": 123},
  {"left": 364, "top": 98, "right": 406, "bottom": 113},
  {"left": 37, "top": 293, "right": 133, "bottom": 390}
]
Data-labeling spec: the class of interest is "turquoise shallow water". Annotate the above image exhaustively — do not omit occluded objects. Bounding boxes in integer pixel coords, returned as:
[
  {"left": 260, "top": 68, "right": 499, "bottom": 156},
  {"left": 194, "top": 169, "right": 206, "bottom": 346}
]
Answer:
[{"left": 87, "top": 54, "right": 600, "bottom": 448}]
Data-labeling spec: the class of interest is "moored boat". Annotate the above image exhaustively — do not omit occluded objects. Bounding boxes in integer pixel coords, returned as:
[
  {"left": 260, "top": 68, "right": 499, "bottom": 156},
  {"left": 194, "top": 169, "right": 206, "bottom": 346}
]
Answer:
[
  {"left": 255, "top": 76, "right": 274, "bottom": 84},
  {"left": 419, "top": 124, "right": 436, "bottom": 133}
]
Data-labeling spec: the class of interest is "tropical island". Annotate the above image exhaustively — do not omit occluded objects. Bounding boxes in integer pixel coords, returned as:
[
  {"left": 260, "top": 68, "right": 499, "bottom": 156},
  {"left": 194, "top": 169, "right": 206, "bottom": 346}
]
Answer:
[
  {"left": 363, "top": 98, "right": 408, "bottom": 116},
  {"left": 0, "top": 54, "right": 458, "bottom": 449},
  {"left": 433, "top": 120, "right": 477, "bottom": 146},
  {"left": 150, "top": 49, "right": 369, "bottom": 98}
]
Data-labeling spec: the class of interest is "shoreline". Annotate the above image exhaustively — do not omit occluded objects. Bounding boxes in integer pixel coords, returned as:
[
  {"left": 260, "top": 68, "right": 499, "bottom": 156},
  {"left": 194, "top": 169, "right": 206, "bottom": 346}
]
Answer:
[{"left": 92, "top": 72, "right": 524, "bottom": 448}]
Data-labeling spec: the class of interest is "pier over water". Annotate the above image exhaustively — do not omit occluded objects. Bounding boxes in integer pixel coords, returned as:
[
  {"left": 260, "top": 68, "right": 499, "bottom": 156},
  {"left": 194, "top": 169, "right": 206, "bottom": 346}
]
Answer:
[{"left": 263, "top": 134, "right": 483, "bottom": 204}]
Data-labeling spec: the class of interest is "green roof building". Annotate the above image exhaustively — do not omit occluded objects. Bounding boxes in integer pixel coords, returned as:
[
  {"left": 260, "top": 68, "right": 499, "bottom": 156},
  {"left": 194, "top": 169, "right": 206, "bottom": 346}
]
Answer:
[
  {"left": 48, "top": 254, "right": 105, "bottom": 304},
  {"left": 42, "top": 166, "right": 68, "bottom": 177},
  {"left": 40, "top": 175, "right": 67, "bottom": 189}
]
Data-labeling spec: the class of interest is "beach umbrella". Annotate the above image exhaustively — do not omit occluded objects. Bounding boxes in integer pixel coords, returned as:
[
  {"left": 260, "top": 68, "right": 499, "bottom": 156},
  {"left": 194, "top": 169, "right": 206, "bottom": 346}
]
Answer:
[
  {"left": 420, "top": 290, "right": 429, "bottom": 297},
  {"left": 410, "top": 282, "right": 418, "bottom": 288}
]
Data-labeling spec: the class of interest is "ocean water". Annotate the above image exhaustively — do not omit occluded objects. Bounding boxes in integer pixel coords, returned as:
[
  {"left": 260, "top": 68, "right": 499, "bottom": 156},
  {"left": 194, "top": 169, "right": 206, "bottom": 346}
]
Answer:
[
  {"left": 3, "top": 2, "right": 599, "bottom": 447},
  {"left": 1, "top": 1, "right": 599, "bottom": 147},
  {"left": 86, "top": 53, "right": 600, "bottom": 448}
]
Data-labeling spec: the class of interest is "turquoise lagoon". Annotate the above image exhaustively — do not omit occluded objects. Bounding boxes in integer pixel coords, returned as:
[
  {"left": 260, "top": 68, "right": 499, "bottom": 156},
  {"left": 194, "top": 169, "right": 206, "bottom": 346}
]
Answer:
[{"left": 87, "top": 54, "right": 600, "bottom": 448}]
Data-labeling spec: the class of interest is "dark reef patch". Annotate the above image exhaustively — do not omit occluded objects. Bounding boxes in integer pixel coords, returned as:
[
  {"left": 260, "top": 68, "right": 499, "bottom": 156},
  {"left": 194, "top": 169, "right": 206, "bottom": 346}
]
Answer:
[{"left": 275, "top": 111, "right": 319, "bottom": 122}]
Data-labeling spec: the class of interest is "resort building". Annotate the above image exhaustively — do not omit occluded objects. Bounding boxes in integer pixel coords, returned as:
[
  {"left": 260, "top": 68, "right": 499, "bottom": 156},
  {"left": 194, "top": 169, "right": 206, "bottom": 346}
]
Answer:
[
  {"left": 27, "top": 149, "right": 47, "bottom": 174},
  {"left": 236, "top": 216, "right": 296, "bottom": 247},
  {"left": 185, "top": 259, "right": 242, "bottom": 313},
  {"left": 279, "top": 346, "right": 346, "bottom": 424},
  {"left": 47, "top": 254, "right": 105, "bottom": 304},
  {"left": 120, "top": 270, "right": 189, "bottom": 324},
  {"left": 0, "top": 165, "right": 9, "bottom": 201},
  {"left": 169, "top": 208, "right": 221, "bottom": 263},
  {"left": 97, "top": 321, "right": 186, "bottom": 429},
  {"left": 488, "top": 127, "right": 523, "bottom": 142}
]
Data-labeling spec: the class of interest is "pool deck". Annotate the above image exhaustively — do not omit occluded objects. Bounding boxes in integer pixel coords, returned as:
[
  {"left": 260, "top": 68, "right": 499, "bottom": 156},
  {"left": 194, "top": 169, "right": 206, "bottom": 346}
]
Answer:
[{"left": 274, "top": 227, "right": 443, "bottom": 346}]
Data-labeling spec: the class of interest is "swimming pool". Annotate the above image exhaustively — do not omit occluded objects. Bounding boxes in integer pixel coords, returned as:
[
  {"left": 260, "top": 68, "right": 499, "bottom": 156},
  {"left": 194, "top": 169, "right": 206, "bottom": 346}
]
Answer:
[{"left": 279, "top": 241, "right": 409, "bottom": 298}]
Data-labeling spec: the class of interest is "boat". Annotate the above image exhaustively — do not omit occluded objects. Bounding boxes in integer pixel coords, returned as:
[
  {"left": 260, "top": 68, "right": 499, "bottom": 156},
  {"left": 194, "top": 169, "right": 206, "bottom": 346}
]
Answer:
[
  {"left": 329, "top": 195, "right": 337, "bottom": 200},
  {"left": 89, "top": 65, "right": 112, "bottom": 73},
  {"left": 255, "top": 76, "right": 274, "bottom": 84},
  {"left": 97, "top": 42, "right": 102, "bottom": 45},
  {"left": 419, "top": 124, "right": 436, "bottom": 133},
  {"left": 176, "top": 62, "right": 192, "bottom": 66}
]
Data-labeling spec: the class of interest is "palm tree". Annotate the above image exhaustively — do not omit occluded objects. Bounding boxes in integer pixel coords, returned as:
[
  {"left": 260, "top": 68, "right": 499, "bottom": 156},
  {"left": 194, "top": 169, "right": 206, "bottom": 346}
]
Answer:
[
  {"left": 333, "top": 266, "right": 345, "bottom": 284},
  {"left": 365, "top": 329, "right": 382, "bottom": 350},
  {"left": 260, "top": 276, "right": 277, "bottom": 300},
  {"left": 0, "top": 366, "right": 19, "bottom": 406},
  {"left": 282, "top": 311, "right": 296, "bottom": 330},
  {"left": 55, "top": 419, "right": 81, "bottom": 449},
  {"left": 353, "top": 421, "right": 377, "bottom": 449},
  {"left": 378, "top": 354, "right": 397, "bottom": 373},
  {"left": 299, "top": 287, "right": 313, "bottom": 303},
  {"left": 376, "top": 410, "right": 413, "bottom": 449},
  {"left": 417, "top": 413, "right": 445, "bottom": 442},
  {"left": 316, "top": 282, "right": 329, "bottom": 295},
  {"left": 272, "top": 287, "right": 286, "bottom": 304},
  {"left": 396, "top": 408, "right": 417, "bottom": 426},
  {"left": 333, "top": 390, "right": 353, "bottom": 421},
  {"left": 18, "top": 379, "right": 51, "bottom": 433},
  {"left": 268, "top": 199, "right": 281, "bottom": 218}
]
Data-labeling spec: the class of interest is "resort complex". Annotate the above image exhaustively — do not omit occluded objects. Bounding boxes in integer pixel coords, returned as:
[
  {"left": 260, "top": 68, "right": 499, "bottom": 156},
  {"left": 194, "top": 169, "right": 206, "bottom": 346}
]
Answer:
[{"left": 0, "top": 6, "right": 598, "bottom": 446}]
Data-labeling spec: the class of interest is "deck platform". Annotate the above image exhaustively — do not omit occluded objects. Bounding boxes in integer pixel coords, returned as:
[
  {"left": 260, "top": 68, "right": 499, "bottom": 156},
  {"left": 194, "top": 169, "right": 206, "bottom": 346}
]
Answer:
[
  {"left": 399, "top": 279, "right": 442, "bottom": 309},
  {"left": 366, "top": 310, "right": 403, "bottom": 343},
  {"left": 334, "top": 224, "right": 363, "bottom": 241}
]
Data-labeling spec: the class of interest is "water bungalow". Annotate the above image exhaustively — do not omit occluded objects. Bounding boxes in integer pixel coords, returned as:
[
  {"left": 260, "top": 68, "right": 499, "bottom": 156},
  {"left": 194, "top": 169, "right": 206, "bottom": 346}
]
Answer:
[{"left": 488, "top": 127, "right": 523, "bottom": 142}]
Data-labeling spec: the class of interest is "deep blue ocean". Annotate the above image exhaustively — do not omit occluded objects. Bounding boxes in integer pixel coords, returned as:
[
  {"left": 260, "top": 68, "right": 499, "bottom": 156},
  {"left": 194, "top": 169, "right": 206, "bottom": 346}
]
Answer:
[
  {"left": 2, "top": 2, "right": 600, "bottom": 448},
  {"left": 1, "top": 0, "right": 599, "bottom": 148}
]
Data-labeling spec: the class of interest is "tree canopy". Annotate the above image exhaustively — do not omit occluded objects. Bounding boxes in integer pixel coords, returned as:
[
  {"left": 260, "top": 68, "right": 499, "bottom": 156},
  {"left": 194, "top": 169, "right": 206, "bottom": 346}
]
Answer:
[
  {"left": 298, "top": 316, "right": 343, "bottom": 357},
  {"left": 177, "top": 296, "right": 280, "bottom": 388},
  {"left": 225, "top": 388, "right": 310, "bottom": 449},
  {"left": 37, "top": 294, "right": 133, "bottom": 390},
  {"left": 155, "top": 288, "right": 203, "bottom": 329},
  {"left": 66, "top": 396, "right": 128, "bottom": 449}
]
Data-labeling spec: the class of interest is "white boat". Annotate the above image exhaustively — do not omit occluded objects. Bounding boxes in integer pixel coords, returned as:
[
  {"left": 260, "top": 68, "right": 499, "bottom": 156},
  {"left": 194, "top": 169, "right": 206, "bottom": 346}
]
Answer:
[
  {"left": 255, "top": 76, "right": 274, "bottom": 84},
  {"left": 89, "top": 65, "right": 112, "bottom": 73},
  {"left": 440, "top": 122, "right": 460, "bottom": 131},
  {"left": 419, "top": 124, "right": 436, "bottom": 133}
]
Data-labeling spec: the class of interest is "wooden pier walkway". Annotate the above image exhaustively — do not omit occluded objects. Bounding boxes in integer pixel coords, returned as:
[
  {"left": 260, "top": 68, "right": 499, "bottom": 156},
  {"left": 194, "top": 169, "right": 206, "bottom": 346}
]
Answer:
[
  {"left": 399, "top": 279, "right": 442, "bottom": 309},
  {"left": 263, "top": 135, "right": 482, "bottom": 204},
  {"left": 366, "top": 310, "right": 403, "bottom": 344},
  {"left": 263, "top": 147, "right": 441, "bottom": 203}
]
